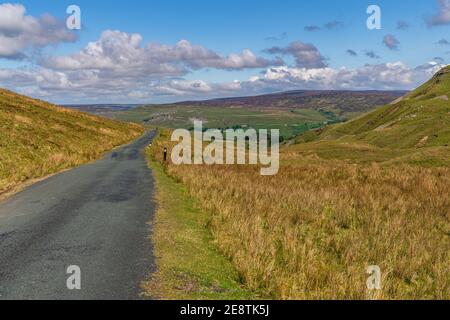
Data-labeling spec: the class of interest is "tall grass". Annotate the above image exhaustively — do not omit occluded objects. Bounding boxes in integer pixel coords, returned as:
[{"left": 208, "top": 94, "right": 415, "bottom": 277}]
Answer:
[
  {"left": 0, "top": 89, "right": 144, "bottom": 194},
  {"left": 151, "top": 130, "right": 450, "bottom": 299}
]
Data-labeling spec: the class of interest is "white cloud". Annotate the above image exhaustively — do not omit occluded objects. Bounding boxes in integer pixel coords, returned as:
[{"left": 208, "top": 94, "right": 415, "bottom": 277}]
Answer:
[
  {"left": 247, "top": 62, "right": 444, "bottom": 91},
  {"left": 0, "top": 61, "right": 445, "bottom": 103},
  {"left": 145, "top": 79, "right": 243, "bottom": 98},
  {"left": 7, "top": 29, "right": 279, "bottom": 102},
  {"left": 42, "top": 30, "right": 281, "bottom": 74},
  {"left": 152, "top": 80, "right": 213, "bottom": 96},
  {"left": 0, "top": 3, "right": 77, "bottom": 59},
  {"left": 426, "top": 0, "right": 450, "bottom": 27},
  {"left": 0, "top": 6, "right": 446, "bottom": 104},
  {"left": 148, "top": 40, "right": 282, "bottom": 70}
]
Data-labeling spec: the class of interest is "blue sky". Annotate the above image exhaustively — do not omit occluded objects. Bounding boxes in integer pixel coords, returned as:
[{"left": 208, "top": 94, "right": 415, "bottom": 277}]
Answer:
[{"left": 0, "top": 0, "right": 449, "bottom": 103}]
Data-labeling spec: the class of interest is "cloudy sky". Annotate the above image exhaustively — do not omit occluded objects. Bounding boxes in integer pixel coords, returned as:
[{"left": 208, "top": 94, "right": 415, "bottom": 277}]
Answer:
[{"left": 0, "top": 0, "right": 449, "bottom": 104}]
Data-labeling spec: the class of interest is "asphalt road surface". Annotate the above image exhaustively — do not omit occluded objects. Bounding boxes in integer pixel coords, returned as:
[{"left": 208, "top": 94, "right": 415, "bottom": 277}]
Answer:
[{"left": 0, "top": 131, "right": 157, "bottom": 300}]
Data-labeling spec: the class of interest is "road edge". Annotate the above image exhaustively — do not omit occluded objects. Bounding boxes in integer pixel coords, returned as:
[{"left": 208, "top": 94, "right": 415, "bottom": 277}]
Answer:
[{"left": 141, "top": 130, "right": 258, "bottom": 300}]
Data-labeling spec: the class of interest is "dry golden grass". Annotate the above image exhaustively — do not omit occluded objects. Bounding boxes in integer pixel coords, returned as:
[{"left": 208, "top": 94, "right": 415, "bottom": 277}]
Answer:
[
  {"left": 0, "top": 88, "right": 144, "bottom": 194},
  {"left": 150, "top": 130, "right": 450, "bottom": 299}
]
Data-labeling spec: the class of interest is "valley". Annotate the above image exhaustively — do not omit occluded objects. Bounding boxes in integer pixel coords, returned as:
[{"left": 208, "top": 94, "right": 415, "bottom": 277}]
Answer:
[{"left": 114, "top": 90, "right": 405, "bottom": 141}]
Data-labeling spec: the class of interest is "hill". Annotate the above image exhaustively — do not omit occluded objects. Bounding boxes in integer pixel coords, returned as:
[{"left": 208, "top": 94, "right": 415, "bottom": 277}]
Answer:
[
  {"left": 65, "top": 104, "right": 140, "bottom": 118},
  {"left": 116, "top": 90, "right": 405, "bottom": 141},
  {"left": 176, "top": 90, "right": 407, "bottom": 113},
  {"left": 293, "top": 66, "right": 450, "bottom": 165},
  {"left": 0, "top": 89, "right": 144, "bottom": 195}
]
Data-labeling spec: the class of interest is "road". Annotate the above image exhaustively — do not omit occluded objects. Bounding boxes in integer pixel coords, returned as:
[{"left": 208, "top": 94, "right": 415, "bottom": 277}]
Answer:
[{"left": 0, "top": 131, "right": 156, "bottom": 300}]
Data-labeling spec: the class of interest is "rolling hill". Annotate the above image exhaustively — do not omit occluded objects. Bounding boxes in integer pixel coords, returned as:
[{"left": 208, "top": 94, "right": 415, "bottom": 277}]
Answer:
[
  {"left": 0, "top": 89, "right": 144, "bottom": 195},
  {"left": 293, "top": 66, "right": 450, "bottom": 165},
  {"left": 175, "top": 90, "right": 407, "bottom": 113},
  {"left": 116, "top": 90, "right": 406, "bottom": 141}
]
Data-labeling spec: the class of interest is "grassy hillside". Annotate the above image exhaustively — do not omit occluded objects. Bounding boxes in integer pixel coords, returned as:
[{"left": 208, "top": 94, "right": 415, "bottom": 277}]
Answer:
[
  {"left": 0, "top": 89, "right": 144, "bottom": 194},
  {"left": 292, "top": 66, "right": 450, "bottom": 166},
  {"left": 297, "top": 66, "right": 450, "bottom": 149},
  {"left": 175, "top": 90, "right": 406, "bottom": 112}
]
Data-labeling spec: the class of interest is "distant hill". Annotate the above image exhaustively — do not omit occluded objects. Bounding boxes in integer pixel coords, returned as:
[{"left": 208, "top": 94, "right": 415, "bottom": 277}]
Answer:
[
  {"left": 175, "top": 90, "right": 407, "bottom": 113},
  {"left": 117, "top": 90, "right": 407, "bottom": 141},
  {"left": 0, "top": 89, "right": 143, "bottom": 194},
  {"left": 65, "top": 104, "right": 140, "bottom": 117},
  {"left": 293, "top": 66, "right": 450, "bottom": 165}
]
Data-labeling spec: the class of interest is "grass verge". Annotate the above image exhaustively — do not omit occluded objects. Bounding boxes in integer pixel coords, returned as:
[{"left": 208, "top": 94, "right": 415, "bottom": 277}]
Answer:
[{"left": 142, "top": 145, "right": 258, "bottom": 300}]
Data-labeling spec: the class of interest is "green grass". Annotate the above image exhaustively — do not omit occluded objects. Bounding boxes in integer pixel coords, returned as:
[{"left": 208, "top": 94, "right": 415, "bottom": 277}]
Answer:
[
  {"left": 299, "top": 66, "right": 450, "bottom": 149},
  {"left": 115, "top": 105, "right": 344, "bottom": 141},
  {"left": 142, "top": 139, "right": 258, "bottom": 299},
  {"left": 0, "top": 88, "right": 143, "bottom": 194},
  {"left": 313, "top": 99, "right": 450, "bottom": 148},
  {"left": 292, "top": 66, "right": 450, "bottom": 165}
]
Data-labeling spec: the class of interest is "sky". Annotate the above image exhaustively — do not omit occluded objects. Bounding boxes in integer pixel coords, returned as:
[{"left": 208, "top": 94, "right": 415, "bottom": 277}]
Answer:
[{"left": 0, "top": 0, "right": 450, "bottom": 104}]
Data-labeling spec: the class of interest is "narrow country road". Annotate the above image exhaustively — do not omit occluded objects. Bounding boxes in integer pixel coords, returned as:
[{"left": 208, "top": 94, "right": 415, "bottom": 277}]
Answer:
[{"left": 0, "top": 131, "right": 156, "bottom": 300}]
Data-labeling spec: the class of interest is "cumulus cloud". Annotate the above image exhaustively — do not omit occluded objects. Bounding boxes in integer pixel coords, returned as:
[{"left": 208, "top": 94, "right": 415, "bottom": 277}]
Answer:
[
  {"left": 245, "top": 61, "right": 445, "bottom": 92},
  {"left": 0, "top": 3, "right": 77, "bottom": 59},
  {"left": 42, "top": 30, "right": 281, "bottom": 73},
  {"left": 0, "top": 7, "right": 445, "bottom": 104},
  {"left": 119, "top": 62, "right": 445, "bottom": 99},
  {"left": 1, "top": 60, "right": 445, "bottom": 103},
  {"left": 151, "top": 80, "right": 212, "bottom": 96},
  {"left": 437, "top": 38, "right": 450, "bottom": 45},
  {"left": 0, "top": 29, "right": 282, "bottom": 103},
  {"left": 383, "top": 34, "right": 400, "bottom": 50},
  {"left": 265, "top": 41, "right": 327, "bottom": 68},
  {"left": 151, "top": 79, "right": 242, "bottom": 96},
  {"left": 149, "top": 40, "right": 282, "bottom": 70},
  {"left": 426, "top": 0, "right": 450, "bottom": 27}
]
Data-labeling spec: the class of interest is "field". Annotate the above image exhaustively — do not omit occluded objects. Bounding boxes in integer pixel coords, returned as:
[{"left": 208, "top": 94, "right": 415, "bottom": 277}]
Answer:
[
  {"left": 0, "top": 89, "right": 143, "bottom": 195},
  {"left": 115, "top": 90, "right": 404, "bottom": 141},
  {"left": 116, "top": 105, "right": 333, "bottom": 141},
  {"left": 149, "top": 129, "right": 450, "bottom": 299}
]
